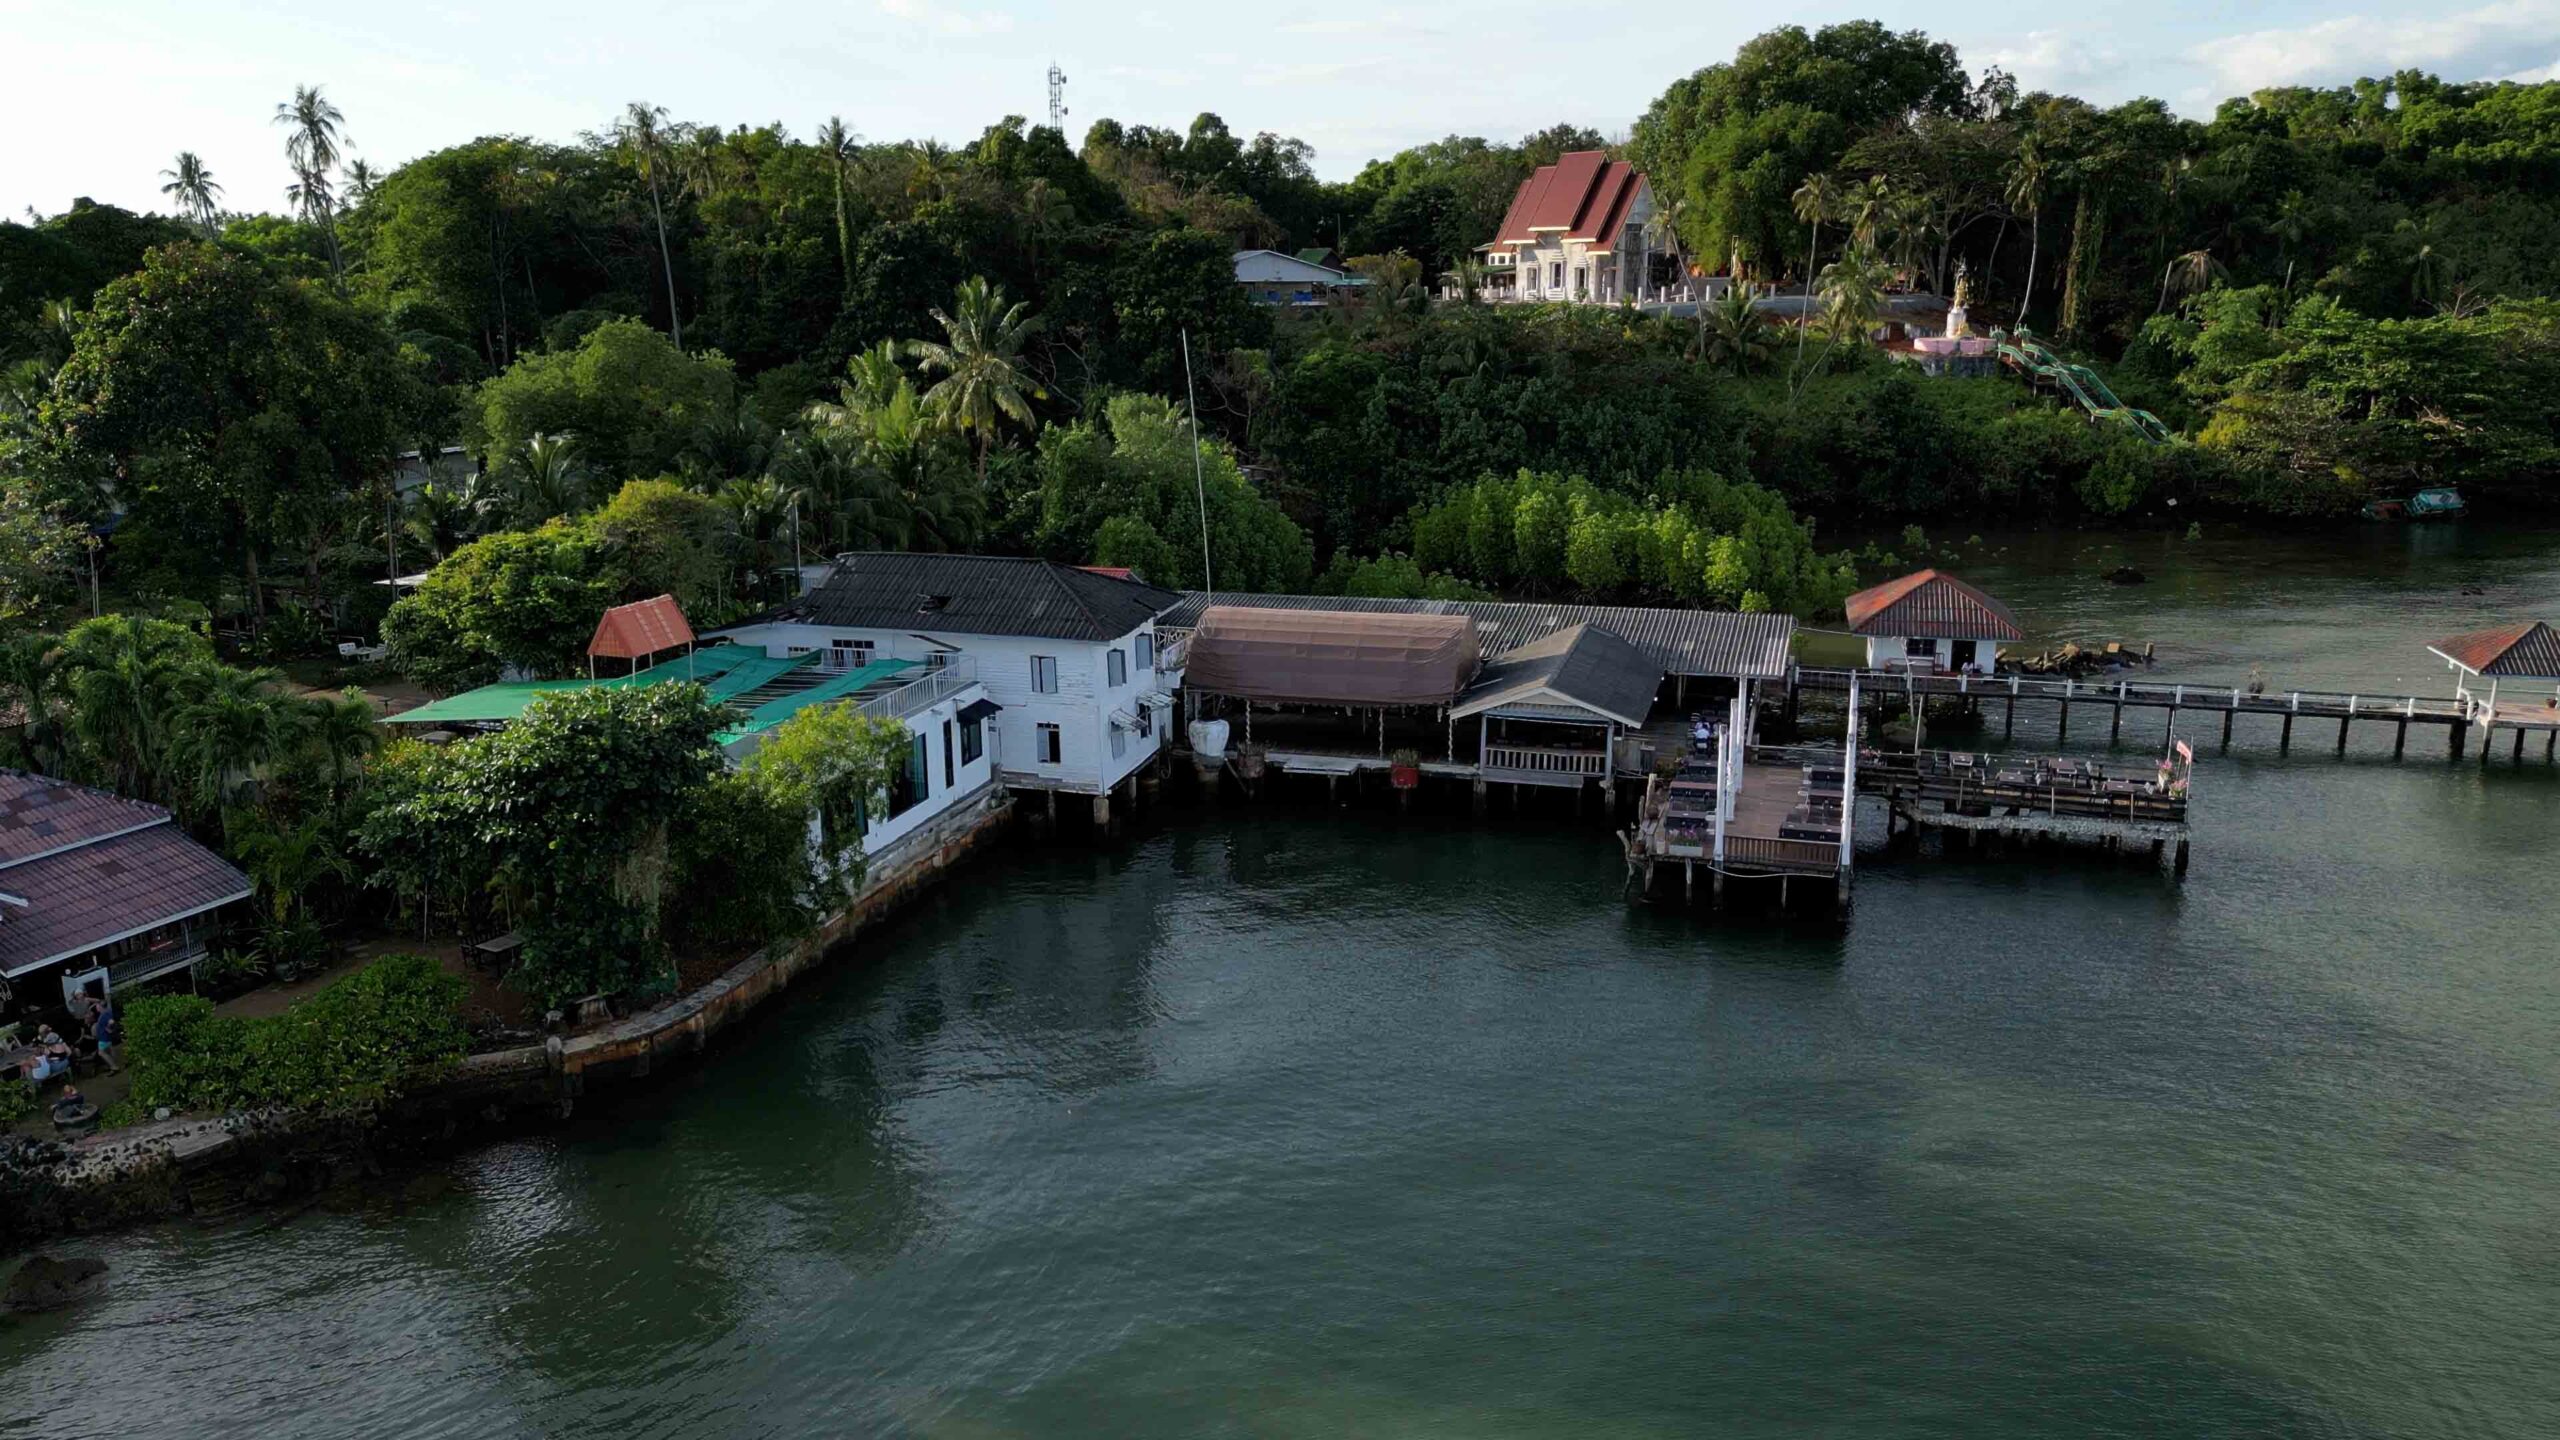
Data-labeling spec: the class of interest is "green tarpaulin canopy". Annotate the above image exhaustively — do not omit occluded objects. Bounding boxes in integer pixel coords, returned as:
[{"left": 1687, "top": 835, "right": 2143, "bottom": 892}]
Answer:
[
  {"left": 715, "top": 658, "right": 917, "bottom": 744},
  {"left": 386, "top": 646, "right": 773, "bottom": 726}
]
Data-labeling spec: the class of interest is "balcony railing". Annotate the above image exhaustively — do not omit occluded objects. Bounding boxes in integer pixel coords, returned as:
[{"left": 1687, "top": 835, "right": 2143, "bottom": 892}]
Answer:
[
  {"left": 1483, "top": 743, "right": 1607, "bottom": 776},
  {"left": 859, "top": 657, "right": 979, "bottom": 723}
]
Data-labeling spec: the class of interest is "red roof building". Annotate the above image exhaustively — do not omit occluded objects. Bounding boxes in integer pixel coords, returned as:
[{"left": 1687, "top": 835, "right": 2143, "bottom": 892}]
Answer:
[
  {"left": 1844, "top": 570, "right": 2024, "bottom": 674},
  {"left": 2427, "top": 621, "right": 2560, "bottom": 679},
  {"left": 589, "top": 594, "right": 695, "bottom": 670},
  {"left": 1467, "top": 151, "right": 1678, "bottom": 305}
]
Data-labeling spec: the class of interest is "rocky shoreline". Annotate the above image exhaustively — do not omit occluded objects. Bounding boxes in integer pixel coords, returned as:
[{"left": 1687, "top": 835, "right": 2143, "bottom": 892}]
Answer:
[{"left": 1, "top": 789, "right": 1014, "bottom": 1254}]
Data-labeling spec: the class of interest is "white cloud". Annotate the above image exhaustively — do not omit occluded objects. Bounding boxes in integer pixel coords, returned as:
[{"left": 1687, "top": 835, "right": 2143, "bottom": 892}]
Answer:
[
  {"left": 2190, "top": 1, "right": 2560, "bottom": 96},
  {"left": 1977, "top": 30, "right": 2123, "bottom": 96},
  {"left": 876, "top": 0, "right": 1013, "bottom": 39}
]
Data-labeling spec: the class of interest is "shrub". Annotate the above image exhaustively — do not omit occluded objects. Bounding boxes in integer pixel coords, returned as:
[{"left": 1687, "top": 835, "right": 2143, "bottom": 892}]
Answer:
[{"left": 123, "top": 953, "right": 469, "bottom": 1115}]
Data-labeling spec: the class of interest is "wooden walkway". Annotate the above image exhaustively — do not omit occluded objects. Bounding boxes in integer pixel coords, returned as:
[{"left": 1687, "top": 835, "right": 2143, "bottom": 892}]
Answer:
[{"left": 1791, "top": 666, "right": 2560, "bottom": 761}]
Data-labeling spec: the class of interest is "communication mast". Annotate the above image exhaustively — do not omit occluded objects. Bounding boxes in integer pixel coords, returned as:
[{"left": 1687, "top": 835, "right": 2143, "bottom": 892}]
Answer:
[{"left": 1047, "top": 62, "right": 1069, "bottom": 128}]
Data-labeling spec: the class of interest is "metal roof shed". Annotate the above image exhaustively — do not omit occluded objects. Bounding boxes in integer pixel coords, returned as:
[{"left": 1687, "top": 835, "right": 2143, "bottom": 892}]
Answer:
[
  {"left": 1452, "top": 624, "right": 1662, "bottom": 728},
  {"left": 1184, "top": 606, "right": 1478, "bottom": 707}
]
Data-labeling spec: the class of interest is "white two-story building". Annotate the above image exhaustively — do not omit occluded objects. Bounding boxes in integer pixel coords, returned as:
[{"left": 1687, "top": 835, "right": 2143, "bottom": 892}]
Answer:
[
  {"left": 716, "top": 553, "right": 1185, "bottom": 818},
  {"left": 1468, "top": 150, "right": 1683, "bottom": 305}
]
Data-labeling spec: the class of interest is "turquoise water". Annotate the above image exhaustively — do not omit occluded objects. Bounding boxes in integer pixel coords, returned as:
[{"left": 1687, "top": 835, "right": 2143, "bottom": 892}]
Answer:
[{"left": 4, "top": 525, "right": 2558, "bottom": 1437}]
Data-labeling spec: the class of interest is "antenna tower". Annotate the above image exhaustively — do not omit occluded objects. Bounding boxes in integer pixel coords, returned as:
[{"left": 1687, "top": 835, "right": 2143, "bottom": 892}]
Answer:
[{"left": 1047, "top": 63, "right": 1070, "bottom": 128}]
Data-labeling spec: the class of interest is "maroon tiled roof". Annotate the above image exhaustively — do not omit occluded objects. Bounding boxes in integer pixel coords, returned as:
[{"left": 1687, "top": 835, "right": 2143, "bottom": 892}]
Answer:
[
  {"left": 0, "top": 771, "right": 170, "bottom": 867},
  {"left": 1844, "top": 569, "right": 2026, "bottom": 642},
  {"left": 0, "top": 817, "right": 251, "bottom": 978},
  {"left": 1490, "top": 151, "right": 1648, "bottom": 249},
  {"left": 2429, "top": 620, "right": 2560, "bottom": 677}
]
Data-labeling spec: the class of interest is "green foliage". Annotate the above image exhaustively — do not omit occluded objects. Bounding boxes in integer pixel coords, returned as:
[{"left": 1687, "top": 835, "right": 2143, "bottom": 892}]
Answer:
[
  {"left": 1314, "top": 552, "right": 1495, "bottom": 601},
  {"left": 355, "top": 685, "right": 724, "bottom": 1005},
  {"left": 673, "top": 703, "right": 913, "bottom": 947},
  {"left": 122, "top": 953, "right": 468, "bottom": 1115},
  {"left": 36, "top": 243, "right": 429, "bottom": 606},
  {"left": 466, "top": 317, "right": 736, "bottom": 480},
  {"left": 382, "top": 522, "right": 606, "bottom": 688},
  {"left": 1037, "top": 392, "right": 1311, "bottom": 591},
  {"left": 0, "top": 1074, "right": 37, "bottom": 1126},
  {"left": 1409, "top": 468, "right": 1855, "bottom": 616}
]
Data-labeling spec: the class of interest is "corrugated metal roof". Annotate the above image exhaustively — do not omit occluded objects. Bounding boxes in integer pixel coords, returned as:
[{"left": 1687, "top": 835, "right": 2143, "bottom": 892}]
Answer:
[
  {"left": 0, "top": 774, "right": 251, "bottom": 978},
  {"left": 1163, "top": 593, "right": 1795, "bottom": 680},
  {"left": 589, "top": 594, "right": 694, "bottom": 659},
  {"left": 2430, "top": 620, "right": 2560, "bottom": 677},
  {"left": 780, "top": 554, "right": 1181, "bottom": 642},
  {"left": 0, "top": 771, "right": 169, "bottom": 868},
  {"left": 1843, "top": 570, "right": 2025, "bottom": 642},
  {"left": 1453, "top": 624, "right": 1661, "bottom": 726}
]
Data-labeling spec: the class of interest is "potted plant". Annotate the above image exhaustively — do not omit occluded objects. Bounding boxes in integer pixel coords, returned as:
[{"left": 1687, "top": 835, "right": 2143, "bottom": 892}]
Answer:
[{"left": 1388, "top": 747, "right": 1422, "bottom": 789}]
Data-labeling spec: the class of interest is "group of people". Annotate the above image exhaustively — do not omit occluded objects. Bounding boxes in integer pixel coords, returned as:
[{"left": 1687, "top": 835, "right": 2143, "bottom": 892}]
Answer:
[{"left": 13, "top": 997, "right": 118, "bottom": 1131}]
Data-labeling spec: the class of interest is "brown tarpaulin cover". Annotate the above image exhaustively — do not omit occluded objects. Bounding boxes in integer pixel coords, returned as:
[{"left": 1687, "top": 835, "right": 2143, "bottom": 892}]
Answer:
[{"left": 1185, "top": 605, "right": 1478, "bottom": 706}]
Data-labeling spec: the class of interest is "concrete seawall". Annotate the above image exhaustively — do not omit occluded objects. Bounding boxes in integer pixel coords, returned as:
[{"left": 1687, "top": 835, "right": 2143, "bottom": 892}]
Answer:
[{"left": 2, "top": 790, "right": 1016, "bottom": 1249}]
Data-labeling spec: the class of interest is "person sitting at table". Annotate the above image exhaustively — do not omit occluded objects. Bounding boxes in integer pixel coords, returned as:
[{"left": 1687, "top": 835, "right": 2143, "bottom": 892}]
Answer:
[{"left": 34, "top": 1024, "right": 70, "bottom": 1062}]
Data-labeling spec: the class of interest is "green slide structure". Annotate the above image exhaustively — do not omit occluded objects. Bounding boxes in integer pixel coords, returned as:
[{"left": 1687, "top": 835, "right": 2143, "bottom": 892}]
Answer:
[{"left": 1991, "top": 328, "right": 2171, "bottom": 443}]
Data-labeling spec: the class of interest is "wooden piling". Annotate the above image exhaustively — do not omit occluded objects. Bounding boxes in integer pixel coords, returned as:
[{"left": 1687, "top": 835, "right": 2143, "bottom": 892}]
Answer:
[
  {"left": 2280, "top": 714, "right": 2293, "bottom": 752},
  {"left": 2221, "top": 709, "right": 2234, "bottom": 748},
  {"left": 2336, "top": 717, "right": 2350, "bottom": 755},
  {"left": 2451, "top": 723, "right": 2467, "bottom": 760},
  {"left": 2394, "top": 720, "right": 2407, "bottom": 759},
  {"left": 2057, "top": 701, "right": 2069, "bottom": 741},
  {"left": 2004, "top": 697, "right": 2016, "bottom": 739},
  {"left": 2110, "top": 701, "right": 2123, "bottom": 744},
  {"left": 2515, "top": 728, "right": 2527, "bottom": 762}
]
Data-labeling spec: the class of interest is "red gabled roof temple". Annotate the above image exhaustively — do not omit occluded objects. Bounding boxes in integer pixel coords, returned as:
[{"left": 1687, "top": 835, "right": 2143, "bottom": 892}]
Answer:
[
  {"left": 589, "top": 594, "right": 695, "bottom": 660},
  {"left": 1487, "top": 151, "right": 1649, "bottom": 249}
]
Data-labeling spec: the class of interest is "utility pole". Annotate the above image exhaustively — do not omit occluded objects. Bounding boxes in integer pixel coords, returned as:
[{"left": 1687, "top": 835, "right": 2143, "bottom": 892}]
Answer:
[{"left": 1180, "top": 328, "right": 1213, "bottom": 599}]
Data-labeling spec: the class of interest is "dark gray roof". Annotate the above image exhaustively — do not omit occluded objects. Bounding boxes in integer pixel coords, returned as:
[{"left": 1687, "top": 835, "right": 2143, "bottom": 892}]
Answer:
[
  {"left": 1162, "top": 593, "right": 1795, "bottom": 680},
  {"left": 778, "top": 554, "right": 1181, "bottom": 643},
  {"left": 1453, "top": 624, "right": 1663, "bottom": 725}
]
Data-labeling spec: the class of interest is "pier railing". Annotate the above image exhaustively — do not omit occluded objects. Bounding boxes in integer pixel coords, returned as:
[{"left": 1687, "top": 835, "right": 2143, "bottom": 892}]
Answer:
[
  {"left": 1793, "top": 665, "right": 2466, "bottom": 721},
  {"left": 1722, "top": 836, "right": 1840, "bottom": 873},
  {"left": 1483, "top": 743, "right": 1608, "bottom": 777}
]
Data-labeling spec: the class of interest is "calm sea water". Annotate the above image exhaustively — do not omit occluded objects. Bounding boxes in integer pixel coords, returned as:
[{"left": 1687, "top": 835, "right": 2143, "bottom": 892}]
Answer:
[{"left": 6, "top": 525, "right": 2559, "bottom": 1439}]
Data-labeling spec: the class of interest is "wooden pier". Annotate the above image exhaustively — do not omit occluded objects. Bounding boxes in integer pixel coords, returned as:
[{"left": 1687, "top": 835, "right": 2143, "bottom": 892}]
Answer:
[
  {"left": 1857, "top": 747, "right": 2192, "bottom": 872},
  {"left": 1791, "top": 665, "right": 2560, "bottom": 762}
]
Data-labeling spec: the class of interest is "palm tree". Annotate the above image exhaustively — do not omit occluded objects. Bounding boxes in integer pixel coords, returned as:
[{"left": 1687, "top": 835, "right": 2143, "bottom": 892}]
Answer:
[
  {"left": 497, "top": 432, "right": 594, "bottom": 524},
  {"left": 615, "top": 101, "right": 684, "bottom": 348},
  {"left": 2397, "top": 215, "right": 2452, "bottom": 308},
  {"left": 1843, "top": 176, "right": 1892, "bottom": 253},
  {"left": 303, "top": 688, "right": 380, "bottom": 812},
  {"left": 160, "top": 152, "right": 224, "bottom": 233},
  {"left": 56, "top": 616, "right": 195, "bottom": 799},
  {"left": 678, "top": 125, "right": 730, "bottom": 203},
  {"left": 274, "top": 85, "right": 348, "bottom": 288},
  {"left": 1021, "top": 176, "right": 1073, "bottom": 269},
  {"left": 0, "top": 633, "right": 66, "bottom": 774},
  {"left": 170, "top": 664, "right": 293, "bottom": 824},
  {"left": 402, "top": 477, "right": 492, "bottom": 561},
  {"left": 903, "top": 276, "right": 1043, "bottom": 486},
  {"left": 343, "top": 157, "right": 379, "bottom": 208},
  {"left": 817, "top": 116, "right": 860, "bottom": 294},
  {"left": 2157, "top": 248, "right": 2226, "bottom": 312},
  {"left": 2005, "top": 141, "right": 2051, "bottom": 323},
  {"left": 1699, "top": 287, "right": 1772, "bottom": 375},
  {"left": 229, "top": 810, "right": 351, "bottom": 931},
  {"left": 1818, "top": 250, "right": 1889, "bottom": 347},
  {"left": 1790, "top": 173, "right": 1838, "bottom": 368},
  {"left": 2270, "top": 189, "right": 2313, "bottom": 296}
]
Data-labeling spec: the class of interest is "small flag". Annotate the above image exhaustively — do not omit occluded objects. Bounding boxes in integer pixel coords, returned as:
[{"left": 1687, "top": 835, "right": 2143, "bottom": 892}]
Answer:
[{"left": 2174, "top": 740, "right": 2194, "bottom": 763}]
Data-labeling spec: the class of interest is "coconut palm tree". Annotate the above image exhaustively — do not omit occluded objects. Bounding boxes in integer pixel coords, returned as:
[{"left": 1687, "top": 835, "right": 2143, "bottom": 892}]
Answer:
[
  {"left": 615, "top": 101, "right": 684, "bottom": 348},
  {"left": 160, "top": 152, "right": 224, "bottom": 233},
  {"left": 1021, "top": 176, "right": 1073, "bottom": 269},
  {"left": 678, "top": 125, "right": 731, "bottom": 203},
  {"left": 2270, "top": 188, "right": 2314, "bottom": 296},
  {"left": 1842, "top": 176, "right": 1892, "bottom": 254},
  {"left": 302, "top": 688, "right": 380, "bottom": 810},
  {"left": 903, "top": 276, "right": 1043, "bottom": 486},
  {"left": 228, "top": 809, "right": 351, "bottom": 935},
  {"left": 497, "top": 432, "right": 594, "bottom": 524},
  {"left": 1818, "top": 250, "right": 1889, "bottom": 346},
  {"left": 2157, "top": 248, "right": 2226, "bottom": 312},
  {"left": 274, "top": 84, "right": 348, "bottom": 287},
  {"left": 1790, "top": 173, "right": 1839, "bottom": 367},
  {"left": 342, "top": 157, "right": 379, "bottom": 208},
  {"left": 817, "top": 116, "right": 860, "bottom": 294},
  {"left": 2005, "top": 141, "right": 2051, "bottom": 323}
]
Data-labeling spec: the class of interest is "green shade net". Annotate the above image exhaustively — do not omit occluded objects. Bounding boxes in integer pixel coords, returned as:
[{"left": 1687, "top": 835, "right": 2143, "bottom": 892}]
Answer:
[
  {"left": 386, "top": 646, "right": 776, "bottom": 726},
  {"left": 715, "top": 658, "right": 918, "bottom": 744}
]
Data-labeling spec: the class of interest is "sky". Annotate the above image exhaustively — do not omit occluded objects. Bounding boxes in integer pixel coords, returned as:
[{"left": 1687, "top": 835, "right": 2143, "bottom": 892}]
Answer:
[{"left": 9, "top": 0, "right": 2560, "bottom": 220}]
